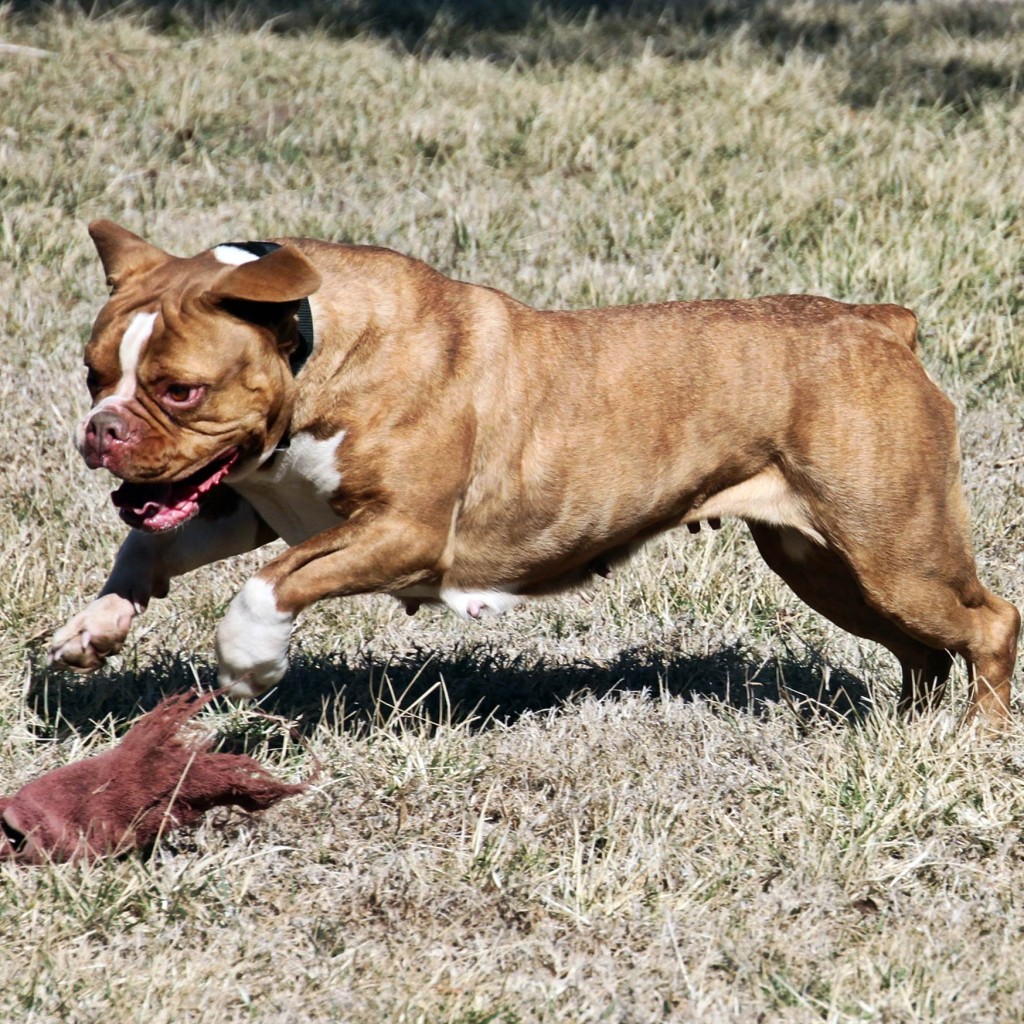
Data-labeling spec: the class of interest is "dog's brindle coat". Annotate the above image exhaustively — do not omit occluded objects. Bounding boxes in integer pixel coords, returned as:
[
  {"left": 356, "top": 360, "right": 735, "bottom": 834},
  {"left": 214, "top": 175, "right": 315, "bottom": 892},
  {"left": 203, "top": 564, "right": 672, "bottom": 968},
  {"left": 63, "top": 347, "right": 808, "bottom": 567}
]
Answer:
[{"left": 50, "top": 221, "right": 1020, "bottom": 726}]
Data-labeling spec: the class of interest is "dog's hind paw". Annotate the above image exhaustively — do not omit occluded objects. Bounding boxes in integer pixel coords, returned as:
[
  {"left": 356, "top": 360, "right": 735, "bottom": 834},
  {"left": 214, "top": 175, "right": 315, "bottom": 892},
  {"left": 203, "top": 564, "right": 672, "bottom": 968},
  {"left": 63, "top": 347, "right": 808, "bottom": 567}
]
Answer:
[{"left": 49, "top": 594, "right": 138, "bottom": 672}]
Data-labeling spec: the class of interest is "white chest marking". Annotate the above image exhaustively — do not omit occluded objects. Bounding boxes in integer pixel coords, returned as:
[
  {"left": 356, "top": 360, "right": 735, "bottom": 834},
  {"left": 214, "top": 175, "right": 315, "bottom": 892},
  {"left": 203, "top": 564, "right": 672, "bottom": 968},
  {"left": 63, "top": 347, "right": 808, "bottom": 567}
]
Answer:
[
  {"left": 212, "top": 245, "right": 260, "bottom": 266},
  {"left": 231, "top": 431, "right": 346, "bottom": 546}
]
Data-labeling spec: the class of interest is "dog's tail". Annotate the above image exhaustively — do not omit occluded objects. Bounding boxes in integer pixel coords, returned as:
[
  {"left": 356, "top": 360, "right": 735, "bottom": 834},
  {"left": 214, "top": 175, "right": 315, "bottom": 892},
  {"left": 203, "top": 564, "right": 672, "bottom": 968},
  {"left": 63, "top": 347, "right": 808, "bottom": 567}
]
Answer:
[{"left": 859, "top": 303, "right": 919, "bottom": 353}]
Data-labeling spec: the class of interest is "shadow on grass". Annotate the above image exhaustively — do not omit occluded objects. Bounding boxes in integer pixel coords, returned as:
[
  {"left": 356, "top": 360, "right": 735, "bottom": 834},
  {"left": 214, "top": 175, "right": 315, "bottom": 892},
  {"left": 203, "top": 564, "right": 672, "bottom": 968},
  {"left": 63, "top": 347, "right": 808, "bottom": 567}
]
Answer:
[
  {"left": 841, "top": 55, "right": 1024, "bottom": 113},
  {"left": 11, "top": 0, "right": 1020, "bottom": 113},
  {"left": 23, "top": 0, "right": 1019, "bottom": 41},
  {"left": 27, "top": 636, "right": 879, "bottom": 740}
]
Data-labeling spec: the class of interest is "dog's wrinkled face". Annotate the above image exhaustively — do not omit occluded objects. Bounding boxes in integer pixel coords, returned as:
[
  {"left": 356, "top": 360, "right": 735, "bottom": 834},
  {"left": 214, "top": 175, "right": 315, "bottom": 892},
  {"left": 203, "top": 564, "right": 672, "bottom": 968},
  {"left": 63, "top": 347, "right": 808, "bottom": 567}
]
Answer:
[{"left": 77, "top": 221, "right": 321, "bottom": 532}]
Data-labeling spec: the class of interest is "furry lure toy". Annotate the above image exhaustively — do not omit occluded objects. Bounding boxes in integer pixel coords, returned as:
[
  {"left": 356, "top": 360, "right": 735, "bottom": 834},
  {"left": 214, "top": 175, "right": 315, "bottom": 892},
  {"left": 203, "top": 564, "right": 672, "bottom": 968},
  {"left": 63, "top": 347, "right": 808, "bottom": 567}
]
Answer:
[{"left": 0, "top": 691, "right": 307, "bottom": 864}]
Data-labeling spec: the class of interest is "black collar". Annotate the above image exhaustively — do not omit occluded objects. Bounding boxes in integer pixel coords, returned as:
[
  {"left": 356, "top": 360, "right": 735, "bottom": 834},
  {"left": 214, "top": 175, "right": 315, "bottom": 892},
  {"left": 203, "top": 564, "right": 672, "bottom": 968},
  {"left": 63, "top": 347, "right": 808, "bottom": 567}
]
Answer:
[{"left": 223, "top": 240, "right": 315, "bottom": 377}]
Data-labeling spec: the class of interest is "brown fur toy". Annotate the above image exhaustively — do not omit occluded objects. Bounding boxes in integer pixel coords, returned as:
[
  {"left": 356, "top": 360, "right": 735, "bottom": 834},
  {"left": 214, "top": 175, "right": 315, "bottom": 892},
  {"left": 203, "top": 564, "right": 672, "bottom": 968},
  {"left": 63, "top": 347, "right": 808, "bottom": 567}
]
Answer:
[{"left": 0, "top": 691, "right": 307, "bottom": 864}]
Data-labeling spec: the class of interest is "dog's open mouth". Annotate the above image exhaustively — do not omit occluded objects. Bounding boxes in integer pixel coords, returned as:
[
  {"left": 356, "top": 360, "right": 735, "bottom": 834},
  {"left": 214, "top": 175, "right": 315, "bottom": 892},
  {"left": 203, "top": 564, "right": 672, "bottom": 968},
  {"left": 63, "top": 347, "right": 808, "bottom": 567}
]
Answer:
[{"left": 111, "top": 448, "right": 240, "bottom": 532}]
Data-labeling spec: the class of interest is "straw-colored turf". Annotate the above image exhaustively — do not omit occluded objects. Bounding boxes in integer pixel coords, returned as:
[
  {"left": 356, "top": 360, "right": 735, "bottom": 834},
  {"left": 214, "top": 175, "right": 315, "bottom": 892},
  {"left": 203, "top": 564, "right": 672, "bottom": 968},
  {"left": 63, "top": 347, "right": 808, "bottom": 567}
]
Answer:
[{"left": 3, "top": 2, "right": 1024, "bottom": 1020}]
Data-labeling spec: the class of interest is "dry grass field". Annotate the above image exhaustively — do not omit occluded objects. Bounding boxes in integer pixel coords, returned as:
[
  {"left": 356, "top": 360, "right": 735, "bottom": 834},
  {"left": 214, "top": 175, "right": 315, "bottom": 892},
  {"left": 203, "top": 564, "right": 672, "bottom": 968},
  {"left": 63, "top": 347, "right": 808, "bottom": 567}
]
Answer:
[{"left": 3, "top": 0, "right": 1024, "bottom": 1020}]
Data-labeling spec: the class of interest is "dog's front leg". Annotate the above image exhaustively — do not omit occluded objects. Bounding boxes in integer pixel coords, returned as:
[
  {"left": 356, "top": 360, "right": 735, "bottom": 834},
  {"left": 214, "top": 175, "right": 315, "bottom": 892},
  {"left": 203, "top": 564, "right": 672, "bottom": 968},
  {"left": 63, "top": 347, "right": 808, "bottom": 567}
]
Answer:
[
  {"left": 216, "top": 510, "right": 446, "bottom": 697},
  {"left": 50, "top": 497, "right": 274, "bottom": 673}
]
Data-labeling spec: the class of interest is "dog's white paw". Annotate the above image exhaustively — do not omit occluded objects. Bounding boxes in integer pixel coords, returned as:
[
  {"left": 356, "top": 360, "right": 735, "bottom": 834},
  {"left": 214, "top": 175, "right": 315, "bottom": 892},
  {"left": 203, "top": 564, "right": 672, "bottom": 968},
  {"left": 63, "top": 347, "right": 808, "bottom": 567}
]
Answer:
[
  {"left": 49, "top": 594, "right": 138, "bottom": 672},
  {"left": 215, "top": 578, "right": 294, "bottom": 697}
]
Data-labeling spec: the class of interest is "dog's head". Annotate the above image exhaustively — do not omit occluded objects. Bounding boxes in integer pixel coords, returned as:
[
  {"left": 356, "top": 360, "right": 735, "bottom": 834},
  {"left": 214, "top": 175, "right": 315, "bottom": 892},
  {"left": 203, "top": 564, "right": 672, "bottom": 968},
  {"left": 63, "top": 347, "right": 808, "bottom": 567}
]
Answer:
[{"left": 77, "top": 220, "right": 321, "bottom": 532}]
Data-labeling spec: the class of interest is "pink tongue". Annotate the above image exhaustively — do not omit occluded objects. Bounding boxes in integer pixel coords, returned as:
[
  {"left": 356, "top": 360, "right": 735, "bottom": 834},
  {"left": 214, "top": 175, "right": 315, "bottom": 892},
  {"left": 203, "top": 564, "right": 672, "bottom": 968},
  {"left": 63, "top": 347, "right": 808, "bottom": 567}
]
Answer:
[{"left": 111, "top": 450, "right": 238, "bottom": 532}]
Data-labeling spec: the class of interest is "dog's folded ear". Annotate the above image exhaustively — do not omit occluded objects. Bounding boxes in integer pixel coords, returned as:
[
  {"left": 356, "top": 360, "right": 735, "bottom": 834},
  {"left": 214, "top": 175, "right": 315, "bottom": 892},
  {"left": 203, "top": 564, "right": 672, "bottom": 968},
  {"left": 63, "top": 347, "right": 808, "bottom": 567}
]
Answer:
[
  {"left": 205, "top": 246, "right": 322, "bottom": 306},
  {"left": 89, "top": 219, "right": 172, "bottom": 289}
]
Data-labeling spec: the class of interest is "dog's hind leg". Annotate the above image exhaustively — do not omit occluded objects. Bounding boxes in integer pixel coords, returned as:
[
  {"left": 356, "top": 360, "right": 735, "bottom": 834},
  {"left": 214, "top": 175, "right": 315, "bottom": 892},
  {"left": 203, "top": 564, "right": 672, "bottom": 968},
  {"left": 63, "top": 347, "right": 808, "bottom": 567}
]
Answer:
[
  {"left": 749, "top": 512, "right": 1019, "bottom": 727},
  {"left": 851, "top": 554, "right": 1019, "bottom": 728},
  {"left": 896, "top": 648, "right": 956, "bottom": 717},
  {"left": 747, "top": 523, "right": 956, "bottom": 713}
]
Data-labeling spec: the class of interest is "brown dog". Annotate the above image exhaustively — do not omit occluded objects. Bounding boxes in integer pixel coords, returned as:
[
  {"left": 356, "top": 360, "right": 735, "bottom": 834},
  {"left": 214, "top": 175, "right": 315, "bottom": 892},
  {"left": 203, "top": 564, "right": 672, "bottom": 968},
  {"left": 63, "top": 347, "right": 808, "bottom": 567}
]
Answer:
[{"left": 49, "top": 221, "right": 1019, "bottom": 726}]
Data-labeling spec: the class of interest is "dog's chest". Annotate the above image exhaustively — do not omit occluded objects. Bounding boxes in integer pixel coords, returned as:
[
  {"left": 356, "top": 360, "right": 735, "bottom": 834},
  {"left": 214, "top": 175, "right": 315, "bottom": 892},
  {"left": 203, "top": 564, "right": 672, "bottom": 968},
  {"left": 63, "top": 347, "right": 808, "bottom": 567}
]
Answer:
[{"left": 231, "top": 431, "right": 345, "bottom": 545}]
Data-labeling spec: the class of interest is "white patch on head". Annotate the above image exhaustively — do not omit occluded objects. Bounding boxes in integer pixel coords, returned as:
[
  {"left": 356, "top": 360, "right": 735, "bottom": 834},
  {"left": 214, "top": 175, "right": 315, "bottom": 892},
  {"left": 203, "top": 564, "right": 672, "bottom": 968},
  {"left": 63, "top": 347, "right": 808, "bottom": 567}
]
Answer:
[
  {"left": 213, "top": 244, "right": 261, "bottom": 266},
  {"left": 230, "top": 430, "right": 346, "bottom": 546},
  {"left": 215, "top": 577, "right": 294, "bottom": 697},
  {"left": 77, "top": 310, "right": 157, "bottom": 445},
  {"left": 115, "top": 311, "right": 157, "bottom": 396}
]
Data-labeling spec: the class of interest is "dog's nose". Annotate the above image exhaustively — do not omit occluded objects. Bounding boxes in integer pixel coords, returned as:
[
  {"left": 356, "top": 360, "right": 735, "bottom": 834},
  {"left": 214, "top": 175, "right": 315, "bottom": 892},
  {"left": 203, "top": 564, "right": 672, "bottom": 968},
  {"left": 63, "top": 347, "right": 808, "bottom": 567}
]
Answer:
[
  {"left": 86, "top": 408, "right": 129, "bottom": 447},
  {"left": 82, "top": 408, "right": 132, "bottom": 466}
]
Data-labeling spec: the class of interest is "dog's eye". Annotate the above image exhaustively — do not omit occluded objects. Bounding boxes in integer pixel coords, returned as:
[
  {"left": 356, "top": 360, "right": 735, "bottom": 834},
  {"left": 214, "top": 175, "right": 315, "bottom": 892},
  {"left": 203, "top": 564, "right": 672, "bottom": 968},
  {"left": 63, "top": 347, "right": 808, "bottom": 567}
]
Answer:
[
  {"left": 85, "top": 368, "right": 100, "bottom": 393},
  {"left": 161, "top": 383, "right": 205, "bottom": 409}
]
